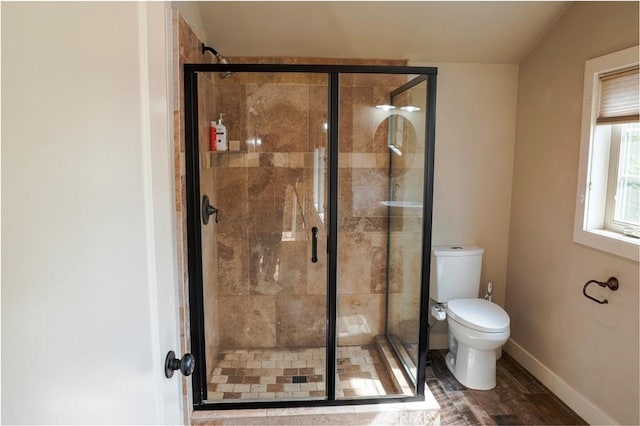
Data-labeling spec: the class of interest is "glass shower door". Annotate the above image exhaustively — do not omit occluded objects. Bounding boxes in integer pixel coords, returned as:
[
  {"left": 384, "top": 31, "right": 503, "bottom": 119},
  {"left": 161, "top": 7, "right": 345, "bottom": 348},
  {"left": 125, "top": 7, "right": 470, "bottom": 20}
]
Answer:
[
  {"left": 186, "top": 64, "right": 437, "bottom": 407},
  {"left": 198, "top": 72, "right": 329, "bottom": 402},
  {"left": 335, "top": 73, "right": 427, "bottom": 399},
  {"left": 385, "top": 77, "right": 428, "bottom": 382}
]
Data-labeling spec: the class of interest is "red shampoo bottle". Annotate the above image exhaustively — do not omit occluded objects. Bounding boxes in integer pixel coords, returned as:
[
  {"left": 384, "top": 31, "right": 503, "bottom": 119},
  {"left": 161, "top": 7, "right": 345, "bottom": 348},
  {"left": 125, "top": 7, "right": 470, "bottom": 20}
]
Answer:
[{"left": 210, "top": 120, "right": 217, "bottom": 151}]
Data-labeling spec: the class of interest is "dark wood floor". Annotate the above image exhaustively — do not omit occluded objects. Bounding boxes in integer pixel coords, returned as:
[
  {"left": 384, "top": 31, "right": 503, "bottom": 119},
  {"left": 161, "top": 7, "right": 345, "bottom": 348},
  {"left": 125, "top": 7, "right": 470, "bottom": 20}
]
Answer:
[{"left": 426, "top": 350, "right": 588, "bottom": 425}]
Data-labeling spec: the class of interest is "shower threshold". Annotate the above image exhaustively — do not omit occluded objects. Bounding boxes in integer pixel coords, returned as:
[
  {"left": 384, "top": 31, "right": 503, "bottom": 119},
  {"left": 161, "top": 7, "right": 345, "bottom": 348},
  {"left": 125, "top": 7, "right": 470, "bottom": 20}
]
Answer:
[{"left": 205, "top": 343, "right": 408, "bottom": 402}]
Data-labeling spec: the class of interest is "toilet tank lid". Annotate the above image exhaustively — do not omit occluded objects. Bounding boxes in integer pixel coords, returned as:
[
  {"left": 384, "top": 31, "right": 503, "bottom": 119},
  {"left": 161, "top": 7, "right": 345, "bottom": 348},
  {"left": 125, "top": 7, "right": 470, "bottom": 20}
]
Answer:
[
  {"left": 447, "top": 299, "right": 510, "bottom": 333},
  {"left": 432, "top": 245, "right": 484, "bottom": 257}
]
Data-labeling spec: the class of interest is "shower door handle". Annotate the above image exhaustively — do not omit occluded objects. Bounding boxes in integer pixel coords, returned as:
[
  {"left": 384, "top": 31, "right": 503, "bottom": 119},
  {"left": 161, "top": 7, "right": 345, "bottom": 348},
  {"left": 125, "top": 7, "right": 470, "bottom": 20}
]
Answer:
[
  {"left": 311, "top": 226, "right": 318, "bottom": 263},
  {"left": 202, "top": 195, "right": 219, "bottom": 224}
]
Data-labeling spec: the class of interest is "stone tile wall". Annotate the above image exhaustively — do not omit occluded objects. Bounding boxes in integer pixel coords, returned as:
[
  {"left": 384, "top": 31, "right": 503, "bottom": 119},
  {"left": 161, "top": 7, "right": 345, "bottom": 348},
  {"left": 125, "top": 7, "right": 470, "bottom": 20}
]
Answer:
[
  {"left": 208, "top": 67, "right": 409, "bottom": 349},
  {"left": 336, "top": 73, "right": 408, "bottom": 347},
  {"left": 198, "top": 70, "right": 220, "bottom": 381},
  {"left": 211, "top": 71, "right": 329, "bottom": 349}
]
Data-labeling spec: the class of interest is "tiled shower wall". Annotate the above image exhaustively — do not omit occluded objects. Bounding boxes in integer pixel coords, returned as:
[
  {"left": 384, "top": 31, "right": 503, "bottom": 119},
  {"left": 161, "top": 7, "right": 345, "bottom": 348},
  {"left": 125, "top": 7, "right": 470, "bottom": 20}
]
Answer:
[
  {"left": 206, "top": 66, "right": 408, "bottom": 350},
  {"left": 336, "top": 73, "right": 408, "bottom": 347},
  {"left": 197, "top": 70, "right": 220, "bottom": 378},
  {"left": 208, "top": 72, "right": 329, "bottom": 349}
]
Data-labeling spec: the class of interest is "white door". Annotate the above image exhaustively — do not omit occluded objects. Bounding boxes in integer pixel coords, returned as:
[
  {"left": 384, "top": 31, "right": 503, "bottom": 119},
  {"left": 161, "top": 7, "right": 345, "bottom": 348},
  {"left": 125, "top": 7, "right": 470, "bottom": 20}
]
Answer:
[{"left": 2, "top": 2, "right": 183, "bottom": 423}]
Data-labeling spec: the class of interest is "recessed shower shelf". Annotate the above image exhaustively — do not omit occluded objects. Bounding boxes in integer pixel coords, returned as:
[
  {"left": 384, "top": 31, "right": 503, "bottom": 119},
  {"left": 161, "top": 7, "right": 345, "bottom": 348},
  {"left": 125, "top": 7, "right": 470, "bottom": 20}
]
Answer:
[
  {"left": 205, "top": 151, "right": 393, "bottom": 169},
  {"left": 206, "top": 151, "right": 312, "bottom": 168},
  {"left": 380, "top": 200, "right": 423, "bottom": 208}
]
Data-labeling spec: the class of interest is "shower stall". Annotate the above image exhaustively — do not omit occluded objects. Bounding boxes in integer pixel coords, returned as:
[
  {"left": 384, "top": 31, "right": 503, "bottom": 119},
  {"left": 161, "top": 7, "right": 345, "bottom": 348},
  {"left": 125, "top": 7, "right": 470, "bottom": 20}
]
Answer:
[{"left": 184, "top": 64, "right": 437, "bottom": 409}]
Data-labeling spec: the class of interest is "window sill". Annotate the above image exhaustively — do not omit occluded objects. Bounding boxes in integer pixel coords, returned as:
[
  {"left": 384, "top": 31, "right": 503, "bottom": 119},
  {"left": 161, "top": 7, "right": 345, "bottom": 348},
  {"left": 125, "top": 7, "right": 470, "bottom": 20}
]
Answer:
[{"left": 573, "top": 227, "right": 639, "bottom": 262}]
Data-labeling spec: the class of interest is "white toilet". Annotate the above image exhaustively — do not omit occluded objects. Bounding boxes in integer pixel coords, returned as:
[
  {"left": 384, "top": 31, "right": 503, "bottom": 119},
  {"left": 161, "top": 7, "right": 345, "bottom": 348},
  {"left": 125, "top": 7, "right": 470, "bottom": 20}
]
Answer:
[{"left": 430, "top": 245, "right": 510, "bottom": 390}]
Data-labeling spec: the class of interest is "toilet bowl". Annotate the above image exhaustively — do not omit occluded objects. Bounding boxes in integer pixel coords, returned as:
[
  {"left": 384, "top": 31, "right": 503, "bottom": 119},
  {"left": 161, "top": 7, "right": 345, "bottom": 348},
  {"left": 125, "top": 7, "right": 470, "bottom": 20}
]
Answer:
[
  {"left": 429, "top": 245, "right": 511, "bottom": 390},
  {"left": 444, "top": 298, "right": 510, "bottom": 390}
]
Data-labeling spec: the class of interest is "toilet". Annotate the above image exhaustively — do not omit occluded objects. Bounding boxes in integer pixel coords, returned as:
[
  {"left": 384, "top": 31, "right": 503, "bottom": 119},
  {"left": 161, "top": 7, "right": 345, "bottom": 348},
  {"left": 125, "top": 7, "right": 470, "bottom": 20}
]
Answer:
[{"left": 430, "top": 245, "right": 510, "bottom": 390}]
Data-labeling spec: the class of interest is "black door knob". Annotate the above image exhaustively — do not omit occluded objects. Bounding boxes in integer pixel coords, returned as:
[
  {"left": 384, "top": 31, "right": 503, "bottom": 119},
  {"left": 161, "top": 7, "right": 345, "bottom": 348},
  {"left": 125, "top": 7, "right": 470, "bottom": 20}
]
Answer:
[{"left": 164, "top": 351, "right": 195, "bottom": 378}]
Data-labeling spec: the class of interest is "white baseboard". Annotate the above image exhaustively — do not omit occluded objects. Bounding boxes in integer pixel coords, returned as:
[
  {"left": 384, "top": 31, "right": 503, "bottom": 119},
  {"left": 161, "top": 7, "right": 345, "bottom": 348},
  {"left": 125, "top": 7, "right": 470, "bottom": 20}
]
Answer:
[{"left": 504, "top": 338, "right": 618, "bottom": 425}]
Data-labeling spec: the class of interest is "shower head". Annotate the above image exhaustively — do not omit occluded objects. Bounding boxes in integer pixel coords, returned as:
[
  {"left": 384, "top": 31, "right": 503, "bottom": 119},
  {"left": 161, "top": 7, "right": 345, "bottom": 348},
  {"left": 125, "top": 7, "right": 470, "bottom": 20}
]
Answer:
[
  {"left": 214, "top": 54, "right": 234, "bottom": 80},
  {"left": 201, "top": 43, "right": 234, "bottom": 79}
]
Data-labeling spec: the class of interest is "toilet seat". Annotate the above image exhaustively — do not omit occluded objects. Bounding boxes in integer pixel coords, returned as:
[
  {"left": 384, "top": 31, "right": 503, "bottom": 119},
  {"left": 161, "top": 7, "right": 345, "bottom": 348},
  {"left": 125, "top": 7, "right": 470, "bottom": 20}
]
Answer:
[{"left": 446, "top": 298, "right": 509, "bottom": 333}]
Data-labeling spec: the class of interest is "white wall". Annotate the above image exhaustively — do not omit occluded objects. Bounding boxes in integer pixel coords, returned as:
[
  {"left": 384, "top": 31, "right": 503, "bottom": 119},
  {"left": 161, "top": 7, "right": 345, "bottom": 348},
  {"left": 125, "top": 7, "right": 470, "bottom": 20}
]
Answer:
[
  {"left": 410, "top": 62, "right": 519, "bottom": 346},
  {"left": 2, "top": 3, "right": 182, "bottom": 423},
  {"left": 506, "top": 2, "right": 639, "bottom": 424},
  {"left": 172, "top": 1, "right": 208, "bottom": 44}
]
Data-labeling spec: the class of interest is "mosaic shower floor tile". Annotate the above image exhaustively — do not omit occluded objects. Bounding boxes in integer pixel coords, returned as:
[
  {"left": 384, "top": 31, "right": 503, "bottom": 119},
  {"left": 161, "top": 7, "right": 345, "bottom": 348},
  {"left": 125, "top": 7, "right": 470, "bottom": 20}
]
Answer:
[{"left": 206, "top": 345, "right": 398, "bottom": 401}]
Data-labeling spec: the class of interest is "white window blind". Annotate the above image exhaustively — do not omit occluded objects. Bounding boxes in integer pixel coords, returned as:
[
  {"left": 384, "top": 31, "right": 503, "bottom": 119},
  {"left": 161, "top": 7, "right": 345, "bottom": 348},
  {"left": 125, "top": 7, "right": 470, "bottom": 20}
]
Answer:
[{"left": 597, "top": 65, "right": 640, "bottom": 124}]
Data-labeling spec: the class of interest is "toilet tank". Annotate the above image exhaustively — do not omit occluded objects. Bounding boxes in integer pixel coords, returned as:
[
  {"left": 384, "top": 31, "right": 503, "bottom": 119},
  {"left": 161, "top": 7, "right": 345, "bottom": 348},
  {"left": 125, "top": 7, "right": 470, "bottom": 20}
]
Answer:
[{"left": 430, "top": 246, "right": 484, "bottom": 303}]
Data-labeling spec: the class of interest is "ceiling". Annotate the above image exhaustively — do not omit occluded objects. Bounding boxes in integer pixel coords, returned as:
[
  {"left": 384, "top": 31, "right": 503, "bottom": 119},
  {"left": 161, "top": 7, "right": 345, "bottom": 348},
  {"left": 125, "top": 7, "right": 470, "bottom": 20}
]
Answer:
[{"left": 194, "top": 1, "right": 571, "bottom": 64}]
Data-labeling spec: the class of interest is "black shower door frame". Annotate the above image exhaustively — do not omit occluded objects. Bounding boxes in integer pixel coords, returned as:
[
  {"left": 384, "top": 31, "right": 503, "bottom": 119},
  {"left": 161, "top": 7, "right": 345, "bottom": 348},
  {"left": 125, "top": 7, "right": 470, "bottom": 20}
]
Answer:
[{"left": 184, "top": 63, "right": 437, "bottom": 410}]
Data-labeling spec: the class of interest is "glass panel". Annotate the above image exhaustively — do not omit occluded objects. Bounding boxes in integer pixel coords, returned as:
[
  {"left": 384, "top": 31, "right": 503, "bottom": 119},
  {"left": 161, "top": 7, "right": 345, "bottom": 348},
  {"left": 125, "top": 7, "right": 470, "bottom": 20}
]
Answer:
[
  {"left": 613, "top": 123, "right": 640, "bottom": 226},
  {"left": 386, "top": 79, "right": 428, "bottom": 381},
  {"left": 336, "top": 73, "right": 427, "bottom": 399},
  {"left": 198, "top": 72, "right": 329, "bottom": 402}
]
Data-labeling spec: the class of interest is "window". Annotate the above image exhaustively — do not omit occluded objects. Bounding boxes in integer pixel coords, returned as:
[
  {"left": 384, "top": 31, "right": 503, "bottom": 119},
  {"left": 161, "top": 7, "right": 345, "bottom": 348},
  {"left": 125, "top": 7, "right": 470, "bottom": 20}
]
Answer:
[
  {"left": 574, "top": 46, "right": 640, "bottom": 262},
  {"left": 606, "top": 123, "right": 639, "bottom": 235}
]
